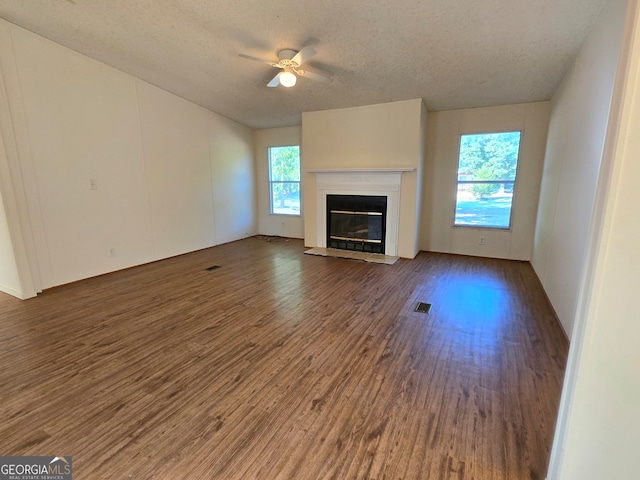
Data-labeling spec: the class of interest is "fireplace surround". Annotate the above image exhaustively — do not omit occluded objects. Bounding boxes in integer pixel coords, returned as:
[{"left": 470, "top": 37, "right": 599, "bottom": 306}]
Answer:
[{"left": 309, "top": 169, "right": 413, "bottom": 257}]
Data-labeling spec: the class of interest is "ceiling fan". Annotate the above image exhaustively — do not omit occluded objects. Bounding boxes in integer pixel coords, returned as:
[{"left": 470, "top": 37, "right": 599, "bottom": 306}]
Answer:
[{"left": 239, "top": 47, "right": 330, "bottom": 88}]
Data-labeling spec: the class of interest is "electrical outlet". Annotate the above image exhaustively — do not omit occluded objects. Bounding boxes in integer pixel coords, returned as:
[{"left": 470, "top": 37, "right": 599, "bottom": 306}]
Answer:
[
  {"left": 109, "top": 247, "right": 116, "bottom": 257},
  {"left": 479, "top": 236, "right": 486, "bottom": 245},
  {"left": 281, "top": 222, "right": 286, "bottom": 229},
  {"left": 90, "top": 178, "right": 98, "bottom": 190}
]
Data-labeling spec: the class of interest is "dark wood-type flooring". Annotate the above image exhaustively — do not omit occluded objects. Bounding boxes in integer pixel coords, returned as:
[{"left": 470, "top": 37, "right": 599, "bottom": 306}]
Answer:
[{"left": 0, "top": 237, "right": 568, "bottom": 479}]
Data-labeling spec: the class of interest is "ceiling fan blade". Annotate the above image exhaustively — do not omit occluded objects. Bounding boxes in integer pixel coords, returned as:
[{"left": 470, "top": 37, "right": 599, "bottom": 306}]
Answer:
[
  {"left": 291, "top": 46, "right": 317, "bottom": 66},
  {"left": 267, "top": 72, "right": 282, "bottom": 87},
  {"left": 239, "top": 53, "right": 277, "bottom": 66},
  {"left": 300, "top": 68, "right": 330, "bottom": 83}
]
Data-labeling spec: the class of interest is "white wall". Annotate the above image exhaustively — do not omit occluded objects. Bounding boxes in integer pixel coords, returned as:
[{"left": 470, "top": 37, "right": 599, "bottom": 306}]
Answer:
[
  {"left": 548, "top": 1, "right": 640, "bottom": 478},
  {"left": 0, "top": 26, "right": 40, "bottom": 297},
  {"left": 532, "top": 0, "right": 626, "bottom": 336},
  {"left": 0, "top": 109, "right": 32, "bottom": 299},
  {"left": 138, "top": 82, "right": 216, "bottom": 260},
  {"left": 0, "top": 20, "right": 256, "bottom": 289},
  {"left": 420, "top": 102, "right": 550, "bottom": 260},
  {"left": 209, "top": 116, "right": 256, "bottom": 245},
  {"left": 0, "top": 163, "right": 22, "bottom": 298},
  {"left": 301, "top": 99, "right": 425, "bottom": 258},
  {"left": 253, "top": 126, "right": 303, "bottom": 239}
]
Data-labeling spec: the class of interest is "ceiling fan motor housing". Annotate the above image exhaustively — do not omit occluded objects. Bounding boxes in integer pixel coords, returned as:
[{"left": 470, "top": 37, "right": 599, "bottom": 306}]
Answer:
[{"left": 277, "top": 49, "right": 298, "bottom": 61}]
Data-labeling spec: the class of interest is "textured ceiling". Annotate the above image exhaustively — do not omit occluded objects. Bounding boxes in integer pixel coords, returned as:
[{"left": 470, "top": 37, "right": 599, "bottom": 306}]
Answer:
[{"left": 0, "top": 0, "right": 607, "bottom": 129}]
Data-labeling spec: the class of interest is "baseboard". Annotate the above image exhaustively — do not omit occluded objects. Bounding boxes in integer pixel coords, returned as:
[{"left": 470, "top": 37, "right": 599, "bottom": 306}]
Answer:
[{"left": 0, "top": 284, "right": 32, "bottom": 300}]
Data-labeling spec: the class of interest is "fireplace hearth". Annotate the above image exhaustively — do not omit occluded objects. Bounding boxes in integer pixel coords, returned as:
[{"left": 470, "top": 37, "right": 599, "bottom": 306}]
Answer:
[{"left": 326, "top": 195, "right": 387, "bottom": 254}]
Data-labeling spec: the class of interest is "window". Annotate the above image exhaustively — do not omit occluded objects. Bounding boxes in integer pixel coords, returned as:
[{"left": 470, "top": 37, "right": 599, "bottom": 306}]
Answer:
[
  {"left": 268, "top": 146, "right": 300, "bottom": 216},
  {"left": 454, "top": 131, "right": 521, "bottom": 228}
]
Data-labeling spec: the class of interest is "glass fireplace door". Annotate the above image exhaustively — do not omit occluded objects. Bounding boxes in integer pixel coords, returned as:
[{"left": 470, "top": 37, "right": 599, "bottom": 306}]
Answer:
[
  {"left": 329, "top": 210, "right": 383, "bottom": 244},
  {"left": 326, "top": 195, "right": 387, "bottom": 253}
]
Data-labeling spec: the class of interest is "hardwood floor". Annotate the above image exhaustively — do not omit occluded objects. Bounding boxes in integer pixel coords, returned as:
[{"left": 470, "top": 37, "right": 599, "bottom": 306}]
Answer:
[{"left": 0, "top": 237, "right": 568, "bottom": 479}]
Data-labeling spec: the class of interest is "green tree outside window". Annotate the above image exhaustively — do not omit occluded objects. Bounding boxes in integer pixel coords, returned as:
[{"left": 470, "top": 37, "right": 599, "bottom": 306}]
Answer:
[
  {"left": 454, "top": 132, "right": 521, "bottom": 228},
  {"left": 269, "top": 146, "right": 301, "bottom": 216}
]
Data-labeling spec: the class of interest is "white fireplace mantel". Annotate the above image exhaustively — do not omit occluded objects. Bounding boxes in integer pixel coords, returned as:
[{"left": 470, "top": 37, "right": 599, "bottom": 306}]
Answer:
[{"left": 309, "top": 169, "right": 413, "bottom": 257}]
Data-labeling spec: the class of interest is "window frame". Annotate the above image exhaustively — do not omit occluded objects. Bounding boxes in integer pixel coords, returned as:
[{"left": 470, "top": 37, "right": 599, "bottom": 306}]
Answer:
[
  {"left": 452, "top": 130, "right": 523, "bottom": 230},
  {"left": 268, "top": 145, "right": 301, "bottom": 217}
]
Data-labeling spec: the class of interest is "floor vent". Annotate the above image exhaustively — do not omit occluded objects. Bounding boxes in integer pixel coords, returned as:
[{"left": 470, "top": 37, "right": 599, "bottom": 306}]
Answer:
[
  {"left": 414, "top": 302, "right": 432, "bottom": 314},
  {"left": 205, "top": 265, "right": 221, "bottom": 271}
]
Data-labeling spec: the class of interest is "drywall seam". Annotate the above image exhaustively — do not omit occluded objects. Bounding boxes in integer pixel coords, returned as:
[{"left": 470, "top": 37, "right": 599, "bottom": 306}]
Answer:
[{"left": 134, "top": 79, "right": 157, "bottom": 259}]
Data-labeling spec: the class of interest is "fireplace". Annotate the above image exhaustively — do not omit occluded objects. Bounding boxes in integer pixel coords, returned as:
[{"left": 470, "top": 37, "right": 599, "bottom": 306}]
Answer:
[
  {"left": 326, "top": 195, "right": 387, "bottom": 253},
  {"left": 310, "top": 169, "right": 412, "bottom": 257}
]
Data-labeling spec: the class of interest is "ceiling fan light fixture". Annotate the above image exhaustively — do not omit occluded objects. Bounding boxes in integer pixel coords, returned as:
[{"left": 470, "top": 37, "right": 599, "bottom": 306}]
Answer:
[
  {"left": 239, "top": 47, "right": 329, "bottom": 87},
  {"left": 280, "top": 70, "right": 297, "bottom": 87}
]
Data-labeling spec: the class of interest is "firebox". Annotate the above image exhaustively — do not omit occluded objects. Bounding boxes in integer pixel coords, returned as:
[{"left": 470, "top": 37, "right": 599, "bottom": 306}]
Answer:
[{"left": 326, "top": 195, "right": 387, "bottom": 254}]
